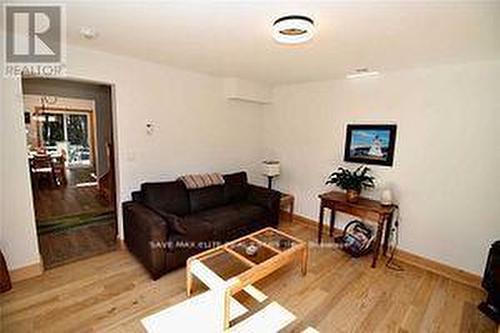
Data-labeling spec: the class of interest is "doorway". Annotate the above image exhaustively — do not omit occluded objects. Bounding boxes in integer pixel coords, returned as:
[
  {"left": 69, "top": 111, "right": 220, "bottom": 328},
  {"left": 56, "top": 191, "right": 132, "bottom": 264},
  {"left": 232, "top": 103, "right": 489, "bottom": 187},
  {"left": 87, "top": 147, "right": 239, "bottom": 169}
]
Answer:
[{"left": 22, "top": 78, "right": 117, "bottom": 269}]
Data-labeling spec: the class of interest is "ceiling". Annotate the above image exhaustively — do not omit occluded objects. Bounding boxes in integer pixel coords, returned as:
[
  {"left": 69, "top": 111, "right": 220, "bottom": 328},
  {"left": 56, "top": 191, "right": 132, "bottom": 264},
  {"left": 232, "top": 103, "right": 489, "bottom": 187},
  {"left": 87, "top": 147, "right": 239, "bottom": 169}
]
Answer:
[{"left": 16, "top": 1, "right": 500, "bottom": 84}]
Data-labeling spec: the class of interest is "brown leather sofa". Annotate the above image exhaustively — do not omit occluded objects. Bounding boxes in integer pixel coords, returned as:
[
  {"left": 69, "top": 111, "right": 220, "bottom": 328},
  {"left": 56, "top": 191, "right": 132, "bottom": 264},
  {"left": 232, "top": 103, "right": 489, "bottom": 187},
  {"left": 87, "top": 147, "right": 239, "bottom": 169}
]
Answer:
[{"left": 123, "top": 171, "right": 281, "bottom": 279}]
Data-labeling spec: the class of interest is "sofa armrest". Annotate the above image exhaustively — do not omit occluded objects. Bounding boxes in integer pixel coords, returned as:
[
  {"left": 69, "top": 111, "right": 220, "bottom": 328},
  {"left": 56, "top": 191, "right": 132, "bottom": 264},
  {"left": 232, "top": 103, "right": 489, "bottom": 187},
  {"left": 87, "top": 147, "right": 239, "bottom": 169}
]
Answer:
[
  {"left": 247, "top": 185, "right": 281, "bottom": 226},
  {"left": 247, "top": 184, "right": 281, "bottom": 209},
  {"left": 122, "top": 201, "right": 168, "bottom": 279},
  {"left": 123, "top": 201, "right": 168, "bottom": 239}
]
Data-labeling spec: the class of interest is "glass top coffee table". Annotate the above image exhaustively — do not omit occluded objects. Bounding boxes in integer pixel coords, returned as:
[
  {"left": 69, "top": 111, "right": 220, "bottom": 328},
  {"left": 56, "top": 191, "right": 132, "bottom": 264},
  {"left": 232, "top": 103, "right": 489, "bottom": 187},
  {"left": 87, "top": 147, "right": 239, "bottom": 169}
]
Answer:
[{"left": 186, "top": 227, "right": 308, "bottom": 297}]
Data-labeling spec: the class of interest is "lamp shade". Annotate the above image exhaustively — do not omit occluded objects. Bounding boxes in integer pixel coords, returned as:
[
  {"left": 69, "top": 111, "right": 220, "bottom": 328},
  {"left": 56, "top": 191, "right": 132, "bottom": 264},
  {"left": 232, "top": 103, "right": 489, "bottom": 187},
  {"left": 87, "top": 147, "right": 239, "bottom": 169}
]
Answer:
[
  {"left": 262, "top": 161, "right": 280, "bottom": 177},
  {"left": 380, "top": 188, "right": 393, "bottom": 206}
]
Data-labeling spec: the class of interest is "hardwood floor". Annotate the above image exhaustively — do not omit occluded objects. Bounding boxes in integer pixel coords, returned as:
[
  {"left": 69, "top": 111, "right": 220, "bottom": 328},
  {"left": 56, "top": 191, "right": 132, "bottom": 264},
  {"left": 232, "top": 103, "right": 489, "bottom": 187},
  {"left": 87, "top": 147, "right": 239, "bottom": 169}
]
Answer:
[
  {"left": 0, "top": 220, "right": 495, "bottom": 332},
  {"left": 32, "top": 174, "right": 116, "bottom": 269},
  {"left": 34, "top": 185, "right": 111, "bottom": 221}
]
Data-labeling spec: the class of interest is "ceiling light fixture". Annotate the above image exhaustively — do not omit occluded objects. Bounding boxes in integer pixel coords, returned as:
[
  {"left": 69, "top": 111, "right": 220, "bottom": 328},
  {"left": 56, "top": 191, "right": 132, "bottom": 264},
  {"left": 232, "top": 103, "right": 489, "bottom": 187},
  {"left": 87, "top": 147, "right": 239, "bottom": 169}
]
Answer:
[
  {"left": 272, "top": 15, "right": 315, "bottom": 44},
  {"left": 80, "top": 26, "right": 98, "bottom": 40},
  {"left": 346, "top": 68, "right": 380, "bottom": 79}
]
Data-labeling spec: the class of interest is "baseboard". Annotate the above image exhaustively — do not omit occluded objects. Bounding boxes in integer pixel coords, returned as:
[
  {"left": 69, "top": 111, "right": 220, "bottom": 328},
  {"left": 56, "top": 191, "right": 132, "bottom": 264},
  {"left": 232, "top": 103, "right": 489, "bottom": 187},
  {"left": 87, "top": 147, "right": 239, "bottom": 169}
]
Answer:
[
  {"left": 117, "top": 238, "right": 126, "bottom": 250},
  {"left": 8, "top": 239, "right": 127, "bottom": 284},
  {"left": 290, "top": 213, "right": 482, "bottom": 290},
  {"left": 394, "top": 249, "right": 482, "bottom": 289},
  {"left": 292, "top": 213, "right": 333, "bottom": 234},
  {"left": 9, "top": 261, "right": 44, "bottom": 282}
]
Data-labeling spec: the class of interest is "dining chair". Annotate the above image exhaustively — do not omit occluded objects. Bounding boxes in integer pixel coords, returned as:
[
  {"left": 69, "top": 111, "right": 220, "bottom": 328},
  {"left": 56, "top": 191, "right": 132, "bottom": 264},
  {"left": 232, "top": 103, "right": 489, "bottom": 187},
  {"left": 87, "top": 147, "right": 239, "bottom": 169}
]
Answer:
[
  {"left": 30, "top": 155, "right": 55, "bottom": 189},
  {"left": 51, "top": 154, "right": 67, "bottom": 186}
]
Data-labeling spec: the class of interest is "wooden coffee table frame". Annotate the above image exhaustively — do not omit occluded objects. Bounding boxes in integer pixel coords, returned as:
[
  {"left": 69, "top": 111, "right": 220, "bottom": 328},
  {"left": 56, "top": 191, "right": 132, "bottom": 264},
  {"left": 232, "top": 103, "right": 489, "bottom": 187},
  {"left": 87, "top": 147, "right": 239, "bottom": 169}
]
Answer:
[{"left": 186, "top": 227, "right": 308, "bottom": 298}]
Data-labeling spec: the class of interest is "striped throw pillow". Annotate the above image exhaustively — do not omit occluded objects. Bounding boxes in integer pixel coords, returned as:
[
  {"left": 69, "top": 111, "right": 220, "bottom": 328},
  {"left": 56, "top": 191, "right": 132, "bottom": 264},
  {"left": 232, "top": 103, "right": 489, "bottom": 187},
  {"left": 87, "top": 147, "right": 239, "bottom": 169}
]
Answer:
[{"left": 179, "top": 173, "right": 225, "bottom": 189}]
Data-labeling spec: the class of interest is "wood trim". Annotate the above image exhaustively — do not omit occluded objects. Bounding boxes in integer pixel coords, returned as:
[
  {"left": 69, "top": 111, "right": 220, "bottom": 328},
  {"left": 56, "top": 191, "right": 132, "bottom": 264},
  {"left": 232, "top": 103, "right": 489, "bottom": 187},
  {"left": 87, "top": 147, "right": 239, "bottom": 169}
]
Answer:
[
  {"left": 225, "top": 247, "right": 257, "bottom": 267},
  {"left": 10, "top": 241, "right": 125, "bottom": 283},
  {"left": 290, "top": 213, "right": 482, "bottom": 290},
  {"left": 34, "top": 106, "right": 93, "bottom": 114},
  {"left": 9, "top": 261, "right": 43, "bottom": 282},
  {"left": 293, "top": 213, "right": 332, "bottom": 235},
  {"left": 394, "top": 249, "right": 482, "bottom": 289},
  {"left": 249, "top": 236, "right": 281, "bottom": 254},
  {"left": 229, "top": 242, "right": 306, "bottom": 296}
]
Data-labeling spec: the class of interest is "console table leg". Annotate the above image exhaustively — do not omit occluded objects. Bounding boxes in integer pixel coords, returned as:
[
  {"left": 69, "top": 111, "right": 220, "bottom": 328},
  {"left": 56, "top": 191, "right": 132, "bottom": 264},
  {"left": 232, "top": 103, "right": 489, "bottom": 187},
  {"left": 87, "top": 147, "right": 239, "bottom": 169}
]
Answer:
[
  {"left": 301, "top": 245, "right": 308, "bottom": 275},
  {"left": 383, "top": 212, "right": 393, "bottom": 256},
  {"left": 318, "top": 204, "right": 325, "bottom": 244},
  {"left": 371, "top": 216, "right": 385, "bottom": 268},
  {"left": 329, "top": 206, "right": 336, "bottom": 237}
]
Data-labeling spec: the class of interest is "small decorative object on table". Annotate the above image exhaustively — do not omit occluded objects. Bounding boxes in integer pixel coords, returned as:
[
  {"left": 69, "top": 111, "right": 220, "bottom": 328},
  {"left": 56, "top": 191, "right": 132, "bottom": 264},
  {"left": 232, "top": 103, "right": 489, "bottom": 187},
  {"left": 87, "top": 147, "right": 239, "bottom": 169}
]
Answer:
[
  {"left": 380, "top": 188, "right": 393, "bottom": 206},
  {"left": 326, "top": 165, "right": 375, "bottom": 203},
  {"left": 245, "top": 243, "right": 259, "bottom": 256},
  {"left": 279, "top": 239, "right": 292, "bottom": 250}
]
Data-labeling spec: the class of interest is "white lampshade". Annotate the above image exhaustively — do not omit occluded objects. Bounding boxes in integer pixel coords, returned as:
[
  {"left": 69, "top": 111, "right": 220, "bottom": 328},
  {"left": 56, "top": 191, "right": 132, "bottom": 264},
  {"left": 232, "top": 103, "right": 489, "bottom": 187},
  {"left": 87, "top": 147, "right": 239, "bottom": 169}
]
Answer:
[
  {"left": 262, "top": 160, "right": 281, "bottom": 177},
  {"left": 380, "top": 188, "right": 393, "bottom": 206}
]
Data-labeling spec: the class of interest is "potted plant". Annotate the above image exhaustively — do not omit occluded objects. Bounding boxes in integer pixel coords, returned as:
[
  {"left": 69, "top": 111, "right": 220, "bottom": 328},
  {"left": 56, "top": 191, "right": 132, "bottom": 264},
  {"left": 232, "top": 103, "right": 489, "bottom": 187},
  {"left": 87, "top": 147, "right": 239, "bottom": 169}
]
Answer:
[{"left": 326, "top": 166, "right": 375, "bottom": 203}]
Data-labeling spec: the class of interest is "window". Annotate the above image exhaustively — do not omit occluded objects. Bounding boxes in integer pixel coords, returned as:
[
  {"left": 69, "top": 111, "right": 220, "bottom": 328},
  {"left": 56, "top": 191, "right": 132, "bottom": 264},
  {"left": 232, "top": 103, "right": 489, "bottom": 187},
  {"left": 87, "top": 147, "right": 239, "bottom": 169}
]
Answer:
[
  {"left": 66, "top": 114, "right": 91, "bottom": 166},
  {"left": 37, "top": 112, "right": 92, "bottom": 167},
  {"left": 41, "top": 113, "right": 64, "bottom": 145}
]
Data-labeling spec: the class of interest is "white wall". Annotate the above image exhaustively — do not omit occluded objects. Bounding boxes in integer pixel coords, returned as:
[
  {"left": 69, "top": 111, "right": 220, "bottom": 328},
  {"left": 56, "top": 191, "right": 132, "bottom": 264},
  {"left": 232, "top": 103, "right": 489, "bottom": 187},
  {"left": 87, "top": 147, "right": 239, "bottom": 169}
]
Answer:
[
  {"left": 0, "top": 46, "right": 268, "bottom": 270},
  {"left": 1, "top": 79, "right": 5, "bottom": 249},
  {"left": 3, "top": 44, "right": 499, "bottom": 276},
  {"left": 1, "top": 78, "right": 41, "bottom": 270},
  {"left": 264, "top": 60, "right": 500, "bottom": 274}
]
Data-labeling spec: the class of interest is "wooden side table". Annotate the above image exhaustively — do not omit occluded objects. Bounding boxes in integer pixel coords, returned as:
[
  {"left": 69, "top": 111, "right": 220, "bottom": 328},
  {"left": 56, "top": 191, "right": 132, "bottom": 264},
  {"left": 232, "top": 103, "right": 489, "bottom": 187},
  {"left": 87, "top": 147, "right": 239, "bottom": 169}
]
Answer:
[
  {"left": 280, "top": 193, "right": 295, "bottom": 223},
  {"left": 318, "top": 191, "right": 396, "bottom": 268}
]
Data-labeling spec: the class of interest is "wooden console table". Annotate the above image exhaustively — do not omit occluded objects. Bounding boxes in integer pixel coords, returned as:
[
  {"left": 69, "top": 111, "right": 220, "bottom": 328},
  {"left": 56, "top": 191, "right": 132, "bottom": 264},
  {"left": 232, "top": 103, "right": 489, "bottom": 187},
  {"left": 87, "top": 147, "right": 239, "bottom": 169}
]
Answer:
[
  {"left": 280, "top": 193, "right": 294, "bottom": 223},
  {"left": 318, "top": 191, "right": 396, "bottom": 268}
]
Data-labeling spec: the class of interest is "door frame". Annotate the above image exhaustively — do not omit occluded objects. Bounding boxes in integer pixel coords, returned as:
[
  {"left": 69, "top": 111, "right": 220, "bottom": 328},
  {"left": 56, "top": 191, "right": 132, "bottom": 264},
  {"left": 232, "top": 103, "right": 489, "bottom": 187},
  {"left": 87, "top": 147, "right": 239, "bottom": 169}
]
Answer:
[{"left": 22, "top": 76, "right": 120, "bottom": 271}]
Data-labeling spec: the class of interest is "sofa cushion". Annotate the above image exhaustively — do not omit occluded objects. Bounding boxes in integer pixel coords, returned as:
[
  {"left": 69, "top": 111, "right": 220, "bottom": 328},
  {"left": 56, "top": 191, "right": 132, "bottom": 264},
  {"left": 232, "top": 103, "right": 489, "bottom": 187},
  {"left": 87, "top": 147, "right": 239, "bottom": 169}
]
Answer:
[
  {"left": 223, "top": 172, "right": 249, "bottom": 203},
  {"left": 194, "top": 203, "right": 266, "bottom": 233},
  {"left": 189, "top": 185, "right": 225, "bottom": 213},
  {"left": 179, "top": 216, "right": 216, "bottom": 241},
  {"left": 232, "top": 202, "right": 267, "bottom": 222},
  {"left": 142, "top": 181, "right": 190, "bottom": 216},
  {"left": 154, "top": 210, "right": 187, "bottom": 235},
  {"left": 168, "top": 216, "right": 219, "bottom": 252}
]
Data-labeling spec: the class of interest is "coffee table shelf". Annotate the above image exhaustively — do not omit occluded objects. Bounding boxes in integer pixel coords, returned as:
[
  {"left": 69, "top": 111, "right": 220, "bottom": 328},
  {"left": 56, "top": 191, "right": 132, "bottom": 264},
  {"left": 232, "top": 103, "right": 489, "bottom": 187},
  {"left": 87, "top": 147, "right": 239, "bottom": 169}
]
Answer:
[{"left": 186, "top": 227, "right": 308, "bottom": 298}]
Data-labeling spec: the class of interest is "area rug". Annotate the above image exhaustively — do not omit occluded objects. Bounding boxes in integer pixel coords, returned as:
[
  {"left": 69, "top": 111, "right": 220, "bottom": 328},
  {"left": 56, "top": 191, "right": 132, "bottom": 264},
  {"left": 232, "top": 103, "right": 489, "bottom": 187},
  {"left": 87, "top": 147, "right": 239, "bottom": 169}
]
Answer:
[
  {"left": 38, "top": 221, "right": 117, "bottom": 269},
  {"left": 37, "top": 210, "right": 115, "bottom": 235}
]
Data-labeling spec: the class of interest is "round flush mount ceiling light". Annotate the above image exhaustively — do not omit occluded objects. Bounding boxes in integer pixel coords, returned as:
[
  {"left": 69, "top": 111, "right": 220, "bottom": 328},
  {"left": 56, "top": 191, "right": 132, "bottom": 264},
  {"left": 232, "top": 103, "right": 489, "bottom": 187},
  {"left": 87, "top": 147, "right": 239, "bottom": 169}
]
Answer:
[{"left": 272, "top": 15, "right": 315, "bottom": 44}]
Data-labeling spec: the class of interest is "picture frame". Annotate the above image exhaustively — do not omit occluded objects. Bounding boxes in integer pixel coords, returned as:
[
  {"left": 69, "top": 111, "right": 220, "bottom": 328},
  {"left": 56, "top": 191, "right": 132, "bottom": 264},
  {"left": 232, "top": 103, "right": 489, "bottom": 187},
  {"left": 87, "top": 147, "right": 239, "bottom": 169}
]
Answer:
[{"left": 344, "top": 124, "right": 397, "bottom": 167}]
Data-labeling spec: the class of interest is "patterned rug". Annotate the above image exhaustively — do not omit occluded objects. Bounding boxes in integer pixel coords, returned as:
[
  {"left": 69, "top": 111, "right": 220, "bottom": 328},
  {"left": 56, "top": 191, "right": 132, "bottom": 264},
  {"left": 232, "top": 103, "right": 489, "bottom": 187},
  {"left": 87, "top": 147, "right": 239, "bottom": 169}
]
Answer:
[
  {"left": 38, "top": 222, "right": 117, "bottom": 269},
  {"left": 37, "top": 210, "right": 115, "bottom": 235},
  {"left": 37, "top": 210, "right": 117, "bottom": 269}
]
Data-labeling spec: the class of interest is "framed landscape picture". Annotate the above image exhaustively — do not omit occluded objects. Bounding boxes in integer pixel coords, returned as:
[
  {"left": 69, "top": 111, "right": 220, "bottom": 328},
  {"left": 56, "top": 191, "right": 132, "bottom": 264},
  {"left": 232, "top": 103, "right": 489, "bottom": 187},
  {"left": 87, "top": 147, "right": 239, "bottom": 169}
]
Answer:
[{"left": 344, "top": 124, "right": 397, "bottom": 166}]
